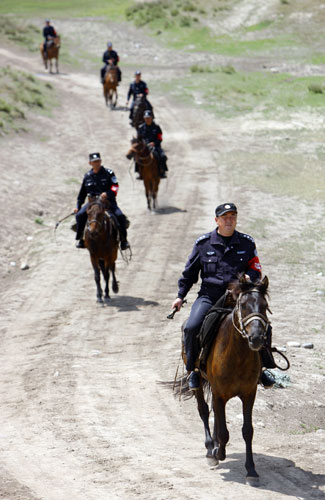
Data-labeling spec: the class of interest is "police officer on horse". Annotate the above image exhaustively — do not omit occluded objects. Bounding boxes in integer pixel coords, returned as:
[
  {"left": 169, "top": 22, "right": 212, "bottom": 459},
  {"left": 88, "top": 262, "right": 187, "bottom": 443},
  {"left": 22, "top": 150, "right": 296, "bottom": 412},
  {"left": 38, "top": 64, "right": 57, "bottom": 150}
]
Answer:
[
  {"left": 137, "top": 110, "right": 168, "bottom": 179},
  {"left": 43, "top": 19, "right": 56, "bottom": 57},
  {"left": 100, "top": 42, "right": 122, "bottom": 85},
  {"left": 171, "top": 203, "right": 276, "bottom": 390},
  {"left": 74, "top": 153, "right": 130, "bottom": 251},
  {"left": 126, "top": 70, "right": 153, "bottom": 122}
]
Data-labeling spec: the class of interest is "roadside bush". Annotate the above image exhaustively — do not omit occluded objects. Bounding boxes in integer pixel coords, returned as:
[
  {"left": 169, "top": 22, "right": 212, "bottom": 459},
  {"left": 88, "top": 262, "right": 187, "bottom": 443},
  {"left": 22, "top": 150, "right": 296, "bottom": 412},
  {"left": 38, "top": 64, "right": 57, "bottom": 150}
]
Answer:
[
  {"left": 308, "top": 83, "right": 324, "bottom": 94},
  {"left": 180, "top": 16, "right": 191, "bottom": 27}
]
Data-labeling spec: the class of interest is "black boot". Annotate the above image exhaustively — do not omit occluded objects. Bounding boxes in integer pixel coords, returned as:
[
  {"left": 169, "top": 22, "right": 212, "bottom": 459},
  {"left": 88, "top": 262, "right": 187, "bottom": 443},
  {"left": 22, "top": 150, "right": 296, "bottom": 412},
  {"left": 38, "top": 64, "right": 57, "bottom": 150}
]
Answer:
[
  {"left": 188, "top": 370, "right": 200, "bottom": 390},
  {"left": 76, "top": 239, "right": 85, "bottom": 249},
  {"left": 260, "top": 370, "right": 275, "bottom": 388}
]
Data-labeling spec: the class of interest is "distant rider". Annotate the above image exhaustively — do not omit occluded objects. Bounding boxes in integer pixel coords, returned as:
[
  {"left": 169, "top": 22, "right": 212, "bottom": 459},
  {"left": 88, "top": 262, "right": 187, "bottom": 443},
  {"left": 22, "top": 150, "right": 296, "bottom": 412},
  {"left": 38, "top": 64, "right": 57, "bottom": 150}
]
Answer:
[
  {"left": 100, "top": 42, "right": 121, "bottom": 85},
  {"left": 126, "top": 70, "right": 153, "bottom": 122},
  {"left": 74, "top": 152, "right": 130, "bottom": 251},
  {"left": 137, "top": 110, "right": 168, "bottom": 179},
  {"left": 43, "top": 19, "right": 56, "bottom": 57}
]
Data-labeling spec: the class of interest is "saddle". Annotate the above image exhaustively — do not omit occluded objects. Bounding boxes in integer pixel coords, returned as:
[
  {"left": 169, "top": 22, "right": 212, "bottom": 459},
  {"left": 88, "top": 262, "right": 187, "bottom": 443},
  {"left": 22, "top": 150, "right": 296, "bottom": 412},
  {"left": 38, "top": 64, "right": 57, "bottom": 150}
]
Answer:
[{"left": 198, "top": 291, "right": 235, "bottom": 370}]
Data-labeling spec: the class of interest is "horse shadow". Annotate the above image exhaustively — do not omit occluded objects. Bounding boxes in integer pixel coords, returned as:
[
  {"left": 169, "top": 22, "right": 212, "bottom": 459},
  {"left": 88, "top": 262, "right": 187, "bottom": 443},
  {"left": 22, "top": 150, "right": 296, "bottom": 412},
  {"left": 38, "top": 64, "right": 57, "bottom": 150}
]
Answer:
[
  {"left": 111, "top": 105, "right": 129, "bottom": 112},
  {"left": 107, "top": 295, "right": 159, "bottom": 312},
  {"left": 216, "top": 452, "right": 324, "bottom": 498},
  {"left": 154, "top": 206, "right": 187, "bottom": 215}
]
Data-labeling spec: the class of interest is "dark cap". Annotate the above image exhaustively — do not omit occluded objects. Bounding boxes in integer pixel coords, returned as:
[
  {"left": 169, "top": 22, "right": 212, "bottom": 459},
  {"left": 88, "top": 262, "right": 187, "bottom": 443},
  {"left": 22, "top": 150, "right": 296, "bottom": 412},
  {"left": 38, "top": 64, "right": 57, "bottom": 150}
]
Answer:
[
  {"left": 134, "top": 70, "right": 141, "bottom": 75},
  {"left": 89, "top": 152, "right": 101, "bottom": 162},
  {"left": 107, "top": 41, "right": 112, "bottom": 47},
  {"left": 143, "top": 110, "right": 153, "bottom": 118},
  {"left": 215, "top": 203, "right": 237, "bottom": 217}
]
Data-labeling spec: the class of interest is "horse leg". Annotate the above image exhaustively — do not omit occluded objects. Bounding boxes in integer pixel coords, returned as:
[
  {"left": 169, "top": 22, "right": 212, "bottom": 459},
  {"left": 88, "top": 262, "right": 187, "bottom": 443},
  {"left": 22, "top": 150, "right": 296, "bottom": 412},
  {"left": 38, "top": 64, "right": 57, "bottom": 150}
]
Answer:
[
  {"left": 111, "top": 262, "right": 119, "bottom": 293},
  {"left": 56, "top": 57, "right": 59, "bottom": 74},
  {"left": 241, "top": 392, "right": 259, "bottom": 485},
  {"left": 91, "top": 258, "right": 103, "bottom": 303},
  {"left": 212, "top": 396, "right": 229, "bottom": 462},
  {"left": 99, "top": 259, "right": 110, "bottom": 301},
  {"left": 194, "top": 387, "right": 217, "bottom": 465}
]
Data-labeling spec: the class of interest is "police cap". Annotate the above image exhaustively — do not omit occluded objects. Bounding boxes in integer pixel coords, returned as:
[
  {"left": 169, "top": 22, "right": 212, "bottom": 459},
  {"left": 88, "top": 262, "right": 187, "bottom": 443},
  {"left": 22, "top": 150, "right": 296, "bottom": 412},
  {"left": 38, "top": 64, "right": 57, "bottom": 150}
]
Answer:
[
  {"left": 143, "top": 110, "right": 153, "bottom": 118},
  {"left": 134, "top": 70, "right": 141, "bottom": 75},
  {"left": 107, "top": 41, "right": 112, "bottom": 47},
  {"left": 89, "top": 152, "right": 101, "bottom": 162},
  {"left": 215, "top": 203, "right": 237, "bottom": 217}
]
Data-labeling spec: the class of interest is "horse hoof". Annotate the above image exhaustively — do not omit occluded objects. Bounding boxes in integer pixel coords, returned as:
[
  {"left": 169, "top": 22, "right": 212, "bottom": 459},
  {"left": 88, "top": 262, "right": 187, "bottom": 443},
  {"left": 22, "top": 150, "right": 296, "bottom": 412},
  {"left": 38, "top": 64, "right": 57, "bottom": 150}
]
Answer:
[
  {"left": 112, "top": 284, "right": 119, "bottom": 294},
  {"left": 246, "top": 476, "right": 260, "bottom": 487},
  {"left": 206, "top": 455, "right": 219, "bottom": 469},
  {"left": 96, "top": 298, "right": 104, "bottom": 304}
]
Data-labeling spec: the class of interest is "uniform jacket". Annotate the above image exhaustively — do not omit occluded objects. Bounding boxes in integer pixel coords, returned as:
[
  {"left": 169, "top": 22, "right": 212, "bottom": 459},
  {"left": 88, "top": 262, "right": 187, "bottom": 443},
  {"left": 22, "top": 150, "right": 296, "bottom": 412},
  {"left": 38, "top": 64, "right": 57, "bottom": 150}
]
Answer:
[
  {"left": 102, "top": 49, "right": 119, "bottom": 66},
  {"left": 137, "top": 121, "right": 163, "bottom": 148},
  {"left": 43, "top": 26, "right": 56, "bottom": 40},
  {"left": 127, "top": 80, "right": 149, "bottom": 101},
  {"left": 178, "top": 229, "right": 262, "bottom": 300},
  {"left": 77, "top": 166, "right": 119, "bottom": 210}
]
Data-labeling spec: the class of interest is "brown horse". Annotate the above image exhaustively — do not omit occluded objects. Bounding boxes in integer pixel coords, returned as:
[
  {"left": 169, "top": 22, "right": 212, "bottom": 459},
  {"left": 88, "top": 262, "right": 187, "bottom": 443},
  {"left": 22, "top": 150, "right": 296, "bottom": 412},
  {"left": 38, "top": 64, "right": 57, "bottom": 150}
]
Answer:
[
  {"left": 103, "top": 65, "right": 118, "bottom": 109},
  {"left": 178, "top": 276, "right": 271, "bottom": 485},
  {"left": 40, "top": 36, "right": 60, "bottom": 73},
  {"left": 131, "top": 94, "right": 150, "bottom": 130},
  {"left": 126, "top": 138, "right": 160, "bottom": 211},
  {"left": 84, "top": 197, "right": 119, "bottom": 303}
]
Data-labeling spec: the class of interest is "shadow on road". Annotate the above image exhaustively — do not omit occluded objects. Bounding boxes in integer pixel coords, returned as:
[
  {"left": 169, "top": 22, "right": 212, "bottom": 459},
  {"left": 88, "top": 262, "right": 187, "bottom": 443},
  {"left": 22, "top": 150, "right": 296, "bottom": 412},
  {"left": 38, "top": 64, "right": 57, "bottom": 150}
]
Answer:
[
  {"left": 109, "top": 295, "right": 159, "bottom": 312},
  {"left": 154, "top": 206, "right": 187, "bottom": 215},
  {"left": 217, "top": 452, "right": 325, "bottom": 499}
]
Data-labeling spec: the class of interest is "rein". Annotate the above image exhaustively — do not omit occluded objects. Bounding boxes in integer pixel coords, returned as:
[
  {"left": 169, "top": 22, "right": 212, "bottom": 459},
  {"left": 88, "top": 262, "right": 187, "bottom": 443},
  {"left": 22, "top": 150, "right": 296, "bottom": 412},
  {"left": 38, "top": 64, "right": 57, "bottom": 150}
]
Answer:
[{"left": 232, "top": 289, "right": 270, "bottom": 340}]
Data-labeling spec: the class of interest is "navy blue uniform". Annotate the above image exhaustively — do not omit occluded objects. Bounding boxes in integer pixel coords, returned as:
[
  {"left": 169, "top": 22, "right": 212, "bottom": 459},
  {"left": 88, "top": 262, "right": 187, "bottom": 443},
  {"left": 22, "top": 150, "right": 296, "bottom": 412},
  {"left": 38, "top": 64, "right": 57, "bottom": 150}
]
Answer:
[
  {"left": 179, "top": 229, "right": 262, "bottom": 370},
  {"left": 127, "top": 80, "right": 152, "bottom": 118},
  {"left": 137, "top": 121, "right": 167, "bottom": 172},
  {"left": 43, "top": 25, "right": 56, "bottom": 53},
  {"left": 101, "top": 49, "right": 121, "bottom": 82},
  {"left": 75, "top": 166, "right": 127, "bottom": 241}
]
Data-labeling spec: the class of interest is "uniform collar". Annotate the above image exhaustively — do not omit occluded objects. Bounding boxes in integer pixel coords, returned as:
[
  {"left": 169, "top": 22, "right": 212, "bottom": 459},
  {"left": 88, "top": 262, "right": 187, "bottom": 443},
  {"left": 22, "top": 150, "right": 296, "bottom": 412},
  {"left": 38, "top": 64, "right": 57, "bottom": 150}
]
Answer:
[{"left": 211, "top": 228, "right": 240, "bottom": 246}]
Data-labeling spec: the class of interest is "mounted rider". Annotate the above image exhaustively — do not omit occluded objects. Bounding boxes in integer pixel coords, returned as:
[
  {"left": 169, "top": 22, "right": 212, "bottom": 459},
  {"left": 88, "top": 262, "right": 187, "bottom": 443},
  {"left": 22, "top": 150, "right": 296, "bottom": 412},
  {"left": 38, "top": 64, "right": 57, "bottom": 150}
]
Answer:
[
  {"left": 43, "top": 19, "right": 57, "bottom": 57},
  {"left": 126, "top": 70, "right": 153, "bottom": 122},
  {"left": 137, "top": 110, "right": 168, "bottom": 179},
  {"left": 100, "top": 42, "right": 121, "bottom": 85},
  {"left": 74, "top": 153, "right": 130, "bottom": 251},
  {"left": 171, "top": 203, "right": 276, "bottom": 390}
]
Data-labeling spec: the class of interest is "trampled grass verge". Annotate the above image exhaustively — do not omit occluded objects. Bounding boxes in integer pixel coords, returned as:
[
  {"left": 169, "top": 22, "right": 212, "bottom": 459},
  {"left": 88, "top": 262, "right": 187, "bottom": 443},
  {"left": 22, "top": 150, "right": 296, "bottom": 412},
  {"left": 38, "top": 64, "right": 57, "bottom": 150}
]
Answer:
[{"left": 0, "top": 66, "right": 56, "bottom": 134}]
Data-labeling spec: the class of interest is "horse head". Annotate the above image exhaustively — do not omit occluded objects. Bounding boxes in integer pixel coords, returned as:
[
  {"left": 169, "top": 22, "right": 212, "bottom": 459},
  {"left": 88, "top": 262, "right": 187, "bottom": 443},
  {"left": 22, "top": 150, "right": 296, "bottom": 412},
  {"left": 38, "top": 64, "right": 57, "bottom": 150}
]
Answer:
[
  {"left": 86, "top": 198, "right": 106, "bottom": 236},
  {"left": 230, "top": 275, "right": 270, "bottom": 351},
  {"left": 126, "top": 137, "right": 147, "bottom": 160}
]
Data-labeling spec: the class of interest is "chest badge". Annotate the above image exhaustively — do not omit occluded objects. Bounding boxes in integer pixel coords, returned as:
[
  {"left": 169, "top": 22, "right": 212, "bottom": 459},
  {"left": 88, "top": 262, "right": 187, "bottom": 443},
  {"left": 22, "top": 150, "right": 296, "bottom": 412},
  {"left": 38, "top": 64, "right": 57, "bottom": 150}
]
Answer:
[{"left": 206, "top": 251, "right": 216, "bottom": 256}]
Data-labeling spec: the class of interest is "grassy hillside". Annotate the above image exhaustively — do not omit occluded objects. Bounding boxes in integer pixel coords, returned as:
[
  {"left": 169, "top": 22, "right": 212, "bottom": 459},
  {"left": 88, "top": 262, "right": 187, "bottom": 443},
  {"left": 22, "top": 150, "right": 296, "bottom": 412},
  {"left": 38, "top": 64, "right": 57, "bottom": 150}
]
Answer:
[{"left": 0, "top": 66, "right": 56, "bottom": 134}]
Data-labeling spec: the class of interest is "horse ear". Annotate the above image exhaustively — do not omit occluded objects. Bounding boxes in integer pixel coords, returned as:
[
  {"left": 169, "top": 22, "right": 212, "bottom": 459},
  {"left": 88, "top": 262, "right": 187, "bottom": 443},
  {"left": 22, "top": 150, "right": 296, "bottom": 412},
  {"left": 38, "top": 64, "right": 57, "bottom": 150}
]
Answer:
[
  {"left": 239, "top": 273, "right": 247, "bottom": 283},
  {"left": 261, "top": 275, "right": 269, "bottom": 288}
]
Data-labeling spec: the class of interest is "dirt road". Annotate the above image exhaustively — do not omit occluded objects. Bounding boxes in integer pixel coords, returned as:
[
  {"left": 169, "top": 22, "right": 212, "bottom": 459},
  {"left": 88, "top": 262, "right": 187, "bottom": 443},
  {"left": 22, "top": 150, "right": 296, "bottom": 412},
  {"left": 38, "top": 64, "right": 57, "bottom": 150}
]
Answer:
[{"left": 0, "top": 15, "right": 324, "bottom": 499}]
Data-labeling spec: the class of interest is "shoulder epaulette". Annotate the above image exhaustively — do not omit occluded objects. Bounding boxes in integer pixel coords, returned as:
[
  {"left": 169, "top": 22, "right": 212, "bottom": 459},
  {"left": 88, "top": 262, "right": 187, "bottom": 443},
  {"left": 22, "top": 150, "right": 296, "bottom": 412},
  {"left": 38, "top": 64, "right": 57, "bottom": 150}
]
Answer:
[
  {"left": 239, "top": 232, "right": 255, "bottom": 243},
  {"left": 195, "top": 233, "right": 210, "bottom": 245},
  {"left": 104, "top": 168, "right": 114, "bottom": 175}
]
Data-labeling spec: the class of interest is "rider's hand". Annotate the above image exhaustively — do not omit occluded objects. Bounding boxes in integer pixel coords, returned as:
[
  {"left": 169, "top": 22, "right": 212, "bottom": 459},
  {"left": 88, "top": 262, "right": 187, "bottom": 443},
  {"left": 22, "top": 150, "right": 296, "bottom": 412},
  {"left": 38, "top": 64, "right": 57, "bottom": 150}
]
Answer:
[
  {"left": 73, "top": 208, "right": 78, "bottom": 214},
  {"left": 100, "top": 192, "right": 107, "bottom": 201},
  {"left": 149, "top": 142, "right": 155, "bottom": 147},
  {"left": 172, "top": 298, "right": 183, "bottom": 312}
]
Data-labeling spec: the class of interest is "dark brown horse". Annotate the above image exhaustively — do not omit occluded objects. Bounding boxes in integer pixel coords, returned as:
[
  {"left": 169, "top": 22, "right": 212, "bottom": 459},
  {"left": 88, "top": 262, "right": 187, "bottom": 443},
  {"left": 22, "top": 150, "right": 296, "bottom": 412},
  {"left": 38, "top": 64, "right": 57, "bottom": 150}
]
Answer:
[
  {"left": 103, "top": 65, "right": 118, "bottom": 109},
  {"left": 131, "top": 95, "right": 149, "bottom": 130},
  {"left": 40, "top": 36, "right": 60, "bottom": 73},
  {"left": 179, "top": 276, "right": 271, "bottom": 485},
  {"left": 126, "top": 138, "right": 160, "bottom": 211},
  {"left": 84, "top": 197, "right": 119, "bottom": 303}
]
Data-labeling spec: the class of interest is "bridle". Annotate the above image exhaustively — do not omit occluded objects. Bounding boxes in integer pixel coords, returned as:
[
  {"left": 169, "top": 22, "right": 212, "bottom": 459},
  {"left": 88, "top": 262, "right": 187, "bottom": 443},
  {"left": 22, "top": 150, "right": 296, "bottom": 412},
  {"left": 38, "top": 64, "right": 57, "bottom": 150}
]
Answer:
[{"left": 232, "top": 288, "right": 271, "bottom": 341}]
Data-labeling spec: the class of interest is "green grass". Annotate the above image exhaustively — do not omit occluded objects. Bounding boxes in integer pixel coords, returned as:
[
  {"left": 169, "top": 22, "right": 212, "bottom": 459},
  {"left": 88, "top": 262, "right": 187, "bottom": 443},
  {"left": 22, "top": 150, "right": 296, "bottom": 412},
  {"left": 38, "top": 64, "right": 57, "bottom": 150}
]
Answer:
[
  {"left": 0, "top": 66, "right": 56, "bottom": 134},
  {"left": 0, "top": 16, "right": 40, "bottom": 52},
  {"left": 0, "top": 0, "right": 132, "bottom": 20},
  {"left": 159, "top": 67, "right": 325, "bottom": 119}
]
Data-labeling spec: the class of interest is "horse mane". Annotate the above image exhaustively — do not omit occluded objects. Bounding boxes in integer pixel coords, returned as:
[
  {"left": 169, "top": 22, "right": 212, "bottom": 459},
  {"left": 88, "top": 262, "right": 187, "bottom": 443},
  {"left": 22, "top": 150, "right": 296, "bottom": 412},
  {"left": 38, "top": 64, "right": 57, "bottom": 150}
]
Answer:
[{"left": 229, "top": 276, "right": 269, "bottom": 298}]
